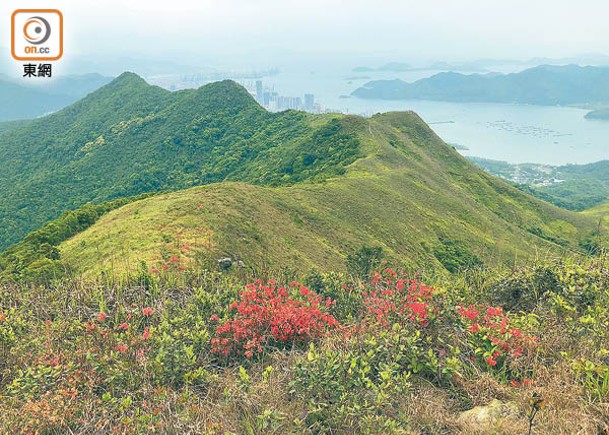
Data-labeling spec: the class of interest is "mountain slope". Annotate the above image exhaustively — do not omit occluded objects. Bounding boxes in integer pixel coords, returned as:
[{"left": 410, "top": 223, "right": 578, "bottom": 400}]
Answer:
[
  {"left": 0, "top": 73, "right": 360, "bottom": 251},
  {"left": 352, "top": 65, "right": 609, "bottom": 105},
  {"left": 0, "top": 74, "right": 599, "bottom": 279},
  {"left": 53, "top": 112, "right": 596, "bottom": 278}
]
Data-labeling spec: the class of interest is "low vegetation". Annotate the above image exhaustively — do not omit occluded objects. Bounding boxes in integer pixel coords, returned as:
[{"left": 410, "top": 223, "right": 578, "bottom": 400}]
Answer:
[{"left": 0, "top": 253, "right": 608, "bottom": 433}]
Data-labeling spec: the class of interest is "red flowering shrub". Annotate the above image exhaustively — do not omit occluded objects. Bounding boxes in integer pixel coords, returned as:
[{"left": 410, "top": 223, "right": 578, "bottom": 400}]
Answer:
[
  {"left": 456, "top": 303, "right": 538, "bottom": 370},
  {"left": 349, "top": 268, "right": 538, "bottom": 383},
  {"left": 209, "top": 269, "right": 538, "bottom": 388},
  {"left": 360, "top": 268, "right": 438, "bottom": 327},
  {"left": 211, "top": 280, "right": 339, "bottom": 358}
]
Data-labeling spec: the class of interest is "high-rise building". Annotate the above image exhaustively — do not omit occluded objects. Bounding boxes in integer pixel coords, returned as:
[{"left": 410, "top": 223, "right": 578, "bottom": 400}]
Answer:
[
  {"left": 293, "top": 97, "right": 302, "bottom": 110},
  {"left": 256, "top": 81, "right": 263, "bottom": 102},
  {"left": 304, "top": 94, "right": 315, "bottom": 111}
]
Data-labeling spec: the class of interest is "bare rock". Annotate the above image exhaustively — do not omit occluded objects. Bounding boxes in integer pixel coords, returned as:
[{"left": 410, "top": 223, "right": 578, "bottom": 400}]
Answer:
[
  {"left": 457, "top": 399, "right": 519, "bottom": 430},
  {"left": 218, "top": 258, "right": 233, "bottom": 270}
]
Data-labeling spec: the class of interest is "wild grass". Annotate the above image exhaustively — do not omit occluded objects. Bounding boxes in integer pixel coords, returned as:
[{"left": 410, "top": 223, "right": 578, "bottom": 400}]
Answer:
[{"left": 56, "top": 113, "right": 597, "bottom": 281}]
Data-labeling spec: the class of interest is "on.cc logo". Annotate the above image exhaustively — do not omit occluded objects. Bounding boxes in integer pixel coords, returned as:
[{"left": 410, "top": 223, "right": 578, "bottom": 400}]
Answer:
[
  {"left": 11, "top": 9, "right": 63, "bottom": 61},
  {"left": 23, "top": 16, "right": 52, "bottom": 45}
]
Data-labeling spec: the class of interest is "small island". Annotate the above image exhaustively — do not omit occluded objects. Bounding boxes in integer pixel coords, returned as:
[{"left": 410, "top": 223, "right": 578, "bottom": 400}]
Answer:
[{"left": 585, "top": 108, "right": 609, "bottom": 120}]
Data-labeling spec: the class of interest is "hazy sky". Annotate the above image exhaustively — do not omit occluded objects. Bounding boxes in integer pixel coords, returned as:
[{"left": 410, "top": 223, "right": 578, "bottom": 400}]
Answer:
[{"left": 2, "top": 0, "right": 609, "bottom": 70}]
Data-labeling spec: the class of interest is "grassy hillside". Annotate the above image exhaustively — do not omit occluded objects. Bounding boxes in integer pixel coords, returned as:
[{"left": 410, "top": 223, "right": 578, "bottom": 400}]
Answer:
[
  {"left": 583, "top": 202, "right": 609, "bottom": 231},
  {"left": 53, "top": 111, "right": 596, "bottom": 279},
  {"left": 0, "top": 75, "right": 599, "bottom": 281},
  {"left": 0, "top": 73, "right": 360, "bottom": 251}
]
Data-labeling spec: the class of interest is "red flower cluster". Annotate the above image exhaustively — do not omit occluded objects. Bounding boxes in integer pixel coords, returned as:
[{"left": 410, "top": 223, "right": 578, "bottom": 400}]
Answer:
[
  {"left": 85, "top": 307, "right": 155, "bottom": 361},
  {"left": 211, "top": 280, "right": 339, "bottom": 358},
  {"left": 456, "top": 304, "right": 537, "bottom": 366},
  {"left": 510, "top": 378, "right": 534, "bottom": 388},
  {"left": 456, "top": 305, "right": 479, "bottom": 321},
  {"left": 117, "top": 323, "right": 130, "bottom": 331},
  {"left": 151, "top": 255, "right": 188, "bottom": 274},
  {"left": 362, "top": 268, "right": 436, "bottom": 326}
]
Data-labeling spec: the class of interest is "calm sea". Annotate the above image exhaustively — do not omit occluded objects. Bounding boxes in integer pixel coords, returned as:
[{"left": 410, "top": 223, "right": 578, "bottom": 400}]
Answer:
[{"left": 265, "top": 64, "right": 609, "bottom": 166}]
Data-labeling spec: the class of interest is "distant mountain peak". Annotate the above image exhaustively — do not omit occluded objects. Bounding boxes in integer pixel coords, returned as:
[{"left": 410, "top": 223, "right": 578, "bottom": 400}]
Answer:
[
  {"left": 186, "top": 79, "right": 261, "bottom": 112},
  {"left": 105, "top": 71, "right": 150, "bottom": 89},
  {"left": 197, "top": 79, "right": 253, "bottom": 97}
]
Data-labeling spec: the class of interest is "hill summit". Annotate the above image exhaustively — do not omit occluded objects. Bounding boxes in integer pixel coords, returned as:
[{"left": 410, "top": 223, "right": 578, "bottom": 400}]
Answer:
[
  {"left": 0, "top": 73, "right": 597, "bottom": 279},
  {"left": 0, "top": 74, "right": 359, "bottom": 252}
]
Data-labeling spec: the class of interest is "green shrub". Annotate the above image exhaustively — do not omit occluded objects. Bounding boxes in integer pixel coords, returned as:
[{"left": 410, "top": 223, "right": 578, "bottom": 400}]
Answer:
[
  {"left": 346, "top": 246, "right": 384, "bottom": 279},
  {"left": 433, "top": 239, "right": 482, "bottom": 273}
]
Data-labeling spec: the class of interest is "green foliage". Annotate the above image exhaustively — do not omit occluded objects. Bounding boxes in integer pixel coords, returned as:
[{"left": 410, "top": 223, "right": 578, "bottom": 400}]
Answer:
[
  {"left": 572, "top": 356, "right": 609, "bottom": 402},
  {"left": 579, "top": 236, "right": 602, "bottom": 255},
  {"left": 433, "top": 239, "right": 483, "bottom": 273},
  {"left": 489, "top": 266, "right": 559, "bottom": 311},
  {"left": 470, "top": 157, "right": 609, "bottom": 211},
  {"left": 527, "top": 179, "right": 609, "bottom": 212},
  {"left": 290, "top": 341, "right": 411, "bottom": 432},
  {"left": 0, "top": 75, "right": 362, "bottom": 252},
  {"left": 346, "top": 246, "right": 384, "bottom": 279}
]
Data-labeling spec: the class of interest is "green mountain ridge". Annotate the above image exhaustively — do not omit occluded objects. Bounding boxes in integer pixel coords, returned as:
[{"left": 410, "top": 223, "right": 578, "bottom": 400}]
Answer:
[
  {"left": 0, "top": 72, "right": 600, "bottom": 280},
  {"left": 1, "top": 119, "right": 599, "bottom": 280},
  {"left": 0, "top": 73, "right": 361, "bottom": 252}
]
